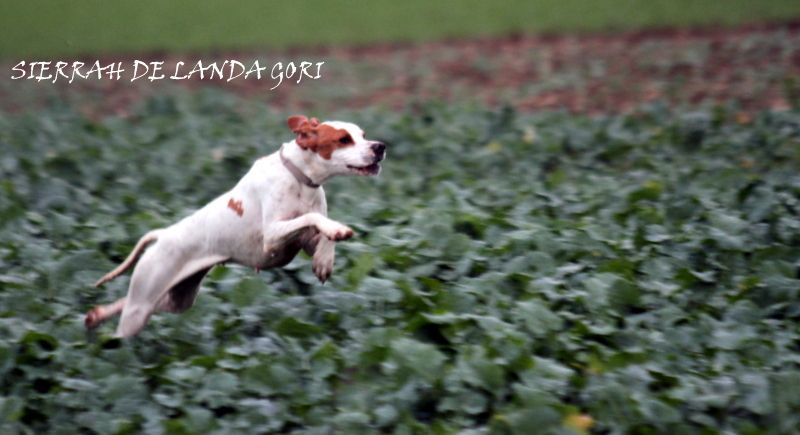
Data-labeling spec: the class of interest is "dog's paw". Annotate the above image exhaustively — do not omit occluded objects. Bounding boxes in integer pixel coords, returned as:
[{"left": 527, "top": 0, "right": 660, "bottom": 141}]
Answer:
[
  {"left": 321, "top": 223, "right": 354, "bottom": 241},
  {"left": 85, "top": 307, "right": 102, "bottom": 330},
  {"left": 313, "top": 257, "right": 333, "bottom": 283},
  {"left": 313, "top": 238, "right": 336, "bottom": 283}
]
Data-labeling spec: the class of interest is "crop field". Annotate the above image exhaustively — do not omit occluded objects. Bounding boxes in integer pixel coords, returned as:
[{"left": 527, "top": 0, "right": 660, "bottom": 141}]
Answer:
[{"left": 1, "top": 92, "right": 799, "bottom": 433}]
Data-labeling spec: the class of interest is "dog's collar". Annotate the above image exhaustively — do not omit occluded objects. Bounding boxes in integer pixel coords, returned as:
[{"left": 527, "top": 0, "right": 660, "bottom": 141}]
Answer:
[{"left": 280, "top": 146, "right": 320, "bottom": 188}]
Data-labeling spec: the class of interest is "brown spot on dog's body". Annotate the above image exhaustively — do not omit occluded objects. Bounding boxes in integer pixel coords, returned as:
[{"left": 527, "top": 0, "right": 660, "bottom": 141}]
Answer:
[
  {"left": 227, "top": 198, "right": 244, "bottom": 216},
  {"left": 287, "top": 115, "right": 355, "bottom": 160}
]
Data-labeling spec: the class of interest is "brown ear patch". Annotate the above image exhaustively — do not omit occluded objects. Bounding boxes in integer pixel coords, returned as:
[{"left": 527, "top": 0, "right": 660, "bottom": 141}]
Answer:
[
  {"left": 291, "top": 121, "right": 355, "bottom": 160},
  {"left": 287, "top": 115, "right": 321, "bottom": 149},
  {"left": 287, "top": 115, "right": 319, "bottom": 133},
  {"left": 287, "top": 115, "right": 308, "bottom": 132}
]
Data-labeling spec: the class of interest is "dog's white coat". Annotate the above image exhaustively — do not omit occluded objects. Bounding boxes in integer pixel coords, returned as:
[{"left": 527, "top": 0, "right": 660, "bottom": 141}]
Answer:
[{"left": 89, "top": 120, "right": 383, "bottom": 337}]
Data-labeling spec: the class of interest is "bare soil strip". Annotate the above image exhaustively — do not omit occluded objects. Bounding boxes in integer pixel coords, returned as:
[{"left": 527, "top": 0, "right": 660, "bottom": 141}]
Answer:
[{"left": 2, "top": 21, "right": 798, "bottom": 115}]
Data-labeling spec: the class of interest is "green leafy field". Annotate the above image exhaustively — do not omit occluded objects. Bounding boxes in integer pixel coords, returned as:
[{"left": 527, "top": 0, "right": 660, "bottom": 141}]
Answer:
[
  {"left": 3, "top": 0, "right": 800, "bottom": 57},
  {"left": 1, "top": 93, "right": 800, "bottom": 433}
]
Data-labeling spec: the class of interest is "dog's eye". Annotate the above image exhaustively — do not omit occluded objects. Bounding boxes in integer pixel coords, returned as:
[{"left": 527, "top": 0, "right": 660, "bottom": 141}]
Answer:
[{"left": 339, "top": 135, "right": 353, "bottom": 145}]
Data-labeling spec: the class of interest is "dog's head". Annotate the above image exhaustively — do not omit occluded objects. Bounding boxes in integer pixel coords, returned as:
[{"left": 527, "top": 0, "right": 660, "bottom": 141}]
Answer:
[{"left": 287, "top": 115, "right": 385, "bottom": 177}]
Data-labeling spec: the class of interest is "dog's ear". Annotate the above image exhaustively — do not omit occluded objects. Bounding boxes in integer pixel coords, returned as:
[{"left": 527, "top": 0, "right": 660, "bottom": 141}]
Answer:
[
  {"left": 287, "top": 115, "right": 309, "bottom": 133},
  {"left": 288, "top": 115, "right": 322, "bottom": 132},
  {"left": 288, "top": 115, "right": 320, "bottom": 149}
]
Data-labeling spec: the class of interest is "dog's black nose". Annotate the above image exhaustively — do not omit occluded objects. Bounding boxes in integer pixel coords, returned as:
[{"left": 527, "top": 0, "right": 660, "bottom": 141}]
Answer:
[{"left": 371, "top": 142, "right": 386, "bottom": 159}]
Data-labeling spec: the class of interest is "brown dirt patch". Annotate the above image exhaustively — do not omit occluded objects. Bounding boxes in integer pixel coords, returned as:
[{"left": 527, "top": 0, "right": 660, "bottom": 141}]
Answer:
[{"left": 2, "top": 21, "right": 799, "bottom": 116}]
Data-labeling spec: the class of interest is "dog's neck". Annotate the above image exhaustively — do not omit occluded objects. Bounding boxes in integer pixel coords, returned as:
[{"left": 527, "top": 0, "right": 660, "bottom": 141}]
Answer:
[{"left": 279, "top": 141, "right": 330, "bottom": 187}]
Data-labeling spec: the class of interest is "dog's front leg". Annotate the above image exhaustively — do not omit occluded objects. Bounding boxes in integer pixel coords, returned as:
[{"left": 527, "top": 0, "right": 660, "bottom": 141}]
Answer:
[
  {"left": 263, "top": 212, "right": 352, "bottom": 253},
  {"left": 309, "top": 236, "right": 335, "bottom": 283}
]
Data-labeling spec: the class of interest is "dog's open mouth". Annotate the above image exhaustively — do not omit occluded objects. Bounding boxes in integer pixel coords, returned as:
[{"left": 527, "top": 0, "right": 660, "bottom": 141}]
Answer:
[{"left": 347, "top": 162, "right": 381, "bottom": 176}]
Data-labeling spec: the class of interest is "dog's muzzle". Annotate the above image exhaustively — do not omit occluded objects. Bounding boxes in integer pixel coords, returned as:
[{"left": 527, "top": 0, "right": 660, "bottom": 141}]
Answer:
[
  {"left": 371, "top": 142, "right": 386, "bottom": 161},
  {"left": 347, "top": 141, "right": 386, "bottom": 176}
]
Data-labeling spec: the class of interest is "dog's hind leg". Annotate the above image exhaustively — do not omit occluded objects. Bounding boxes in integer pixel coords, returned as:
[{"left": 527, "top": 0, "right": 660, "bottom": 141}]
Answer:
[
  {"left": 113, "top": 242, "right": 227, "bottom": 337},
  {"left": 154, "top": 266, "right": 213, "bottom": 314},
  {"left": 114, "top": 303, "right": 153, "bottom": 338},
  {"left": 113, "top": 248, "right": 177, "bottom": 338},
  {"left": 85, "top": 297, "right": 127, "bottom": 329}
]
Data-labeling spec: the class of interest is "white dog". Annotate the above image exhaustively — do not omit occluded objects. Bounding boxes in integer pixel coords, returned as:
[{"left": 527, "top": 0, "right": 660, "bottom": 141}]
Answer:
[{"left": 86, "top": 115, "right": 386, "bottom": 337}]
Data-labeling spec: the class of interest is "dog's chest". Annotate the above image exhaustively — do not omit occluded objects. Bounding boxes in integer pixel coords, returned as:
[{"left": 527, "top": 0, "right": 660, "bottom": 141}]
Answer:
[
  {"left": 257, "top": 227, "right": 316, "bottom": 269},
  {"left": 223, "top": 184, "right": 320, "bottom": 269}
]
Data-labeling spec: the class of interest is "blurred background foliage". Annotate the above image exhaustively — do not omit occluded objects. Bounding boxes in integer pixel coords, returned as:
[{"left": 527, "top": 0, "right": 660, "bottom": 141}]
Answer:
[{"left": 1, "top": 94, "right": 799, "bottom": 433}]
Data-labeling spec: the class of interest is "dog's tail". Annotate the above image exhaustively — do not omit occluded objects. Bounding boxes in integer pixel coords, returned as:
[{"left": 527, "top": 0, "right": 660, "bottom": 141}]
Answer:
[{"left": 94, "top": 229, "right": 163, "bottom": 287}]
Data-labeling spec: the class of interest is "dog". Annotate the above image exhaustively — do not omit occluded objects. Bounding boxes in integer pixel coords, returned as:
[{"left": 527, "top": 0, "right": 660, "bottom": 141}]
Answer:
[{"left": 86, "top": 115, "right": 386, "bottom": 337}]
